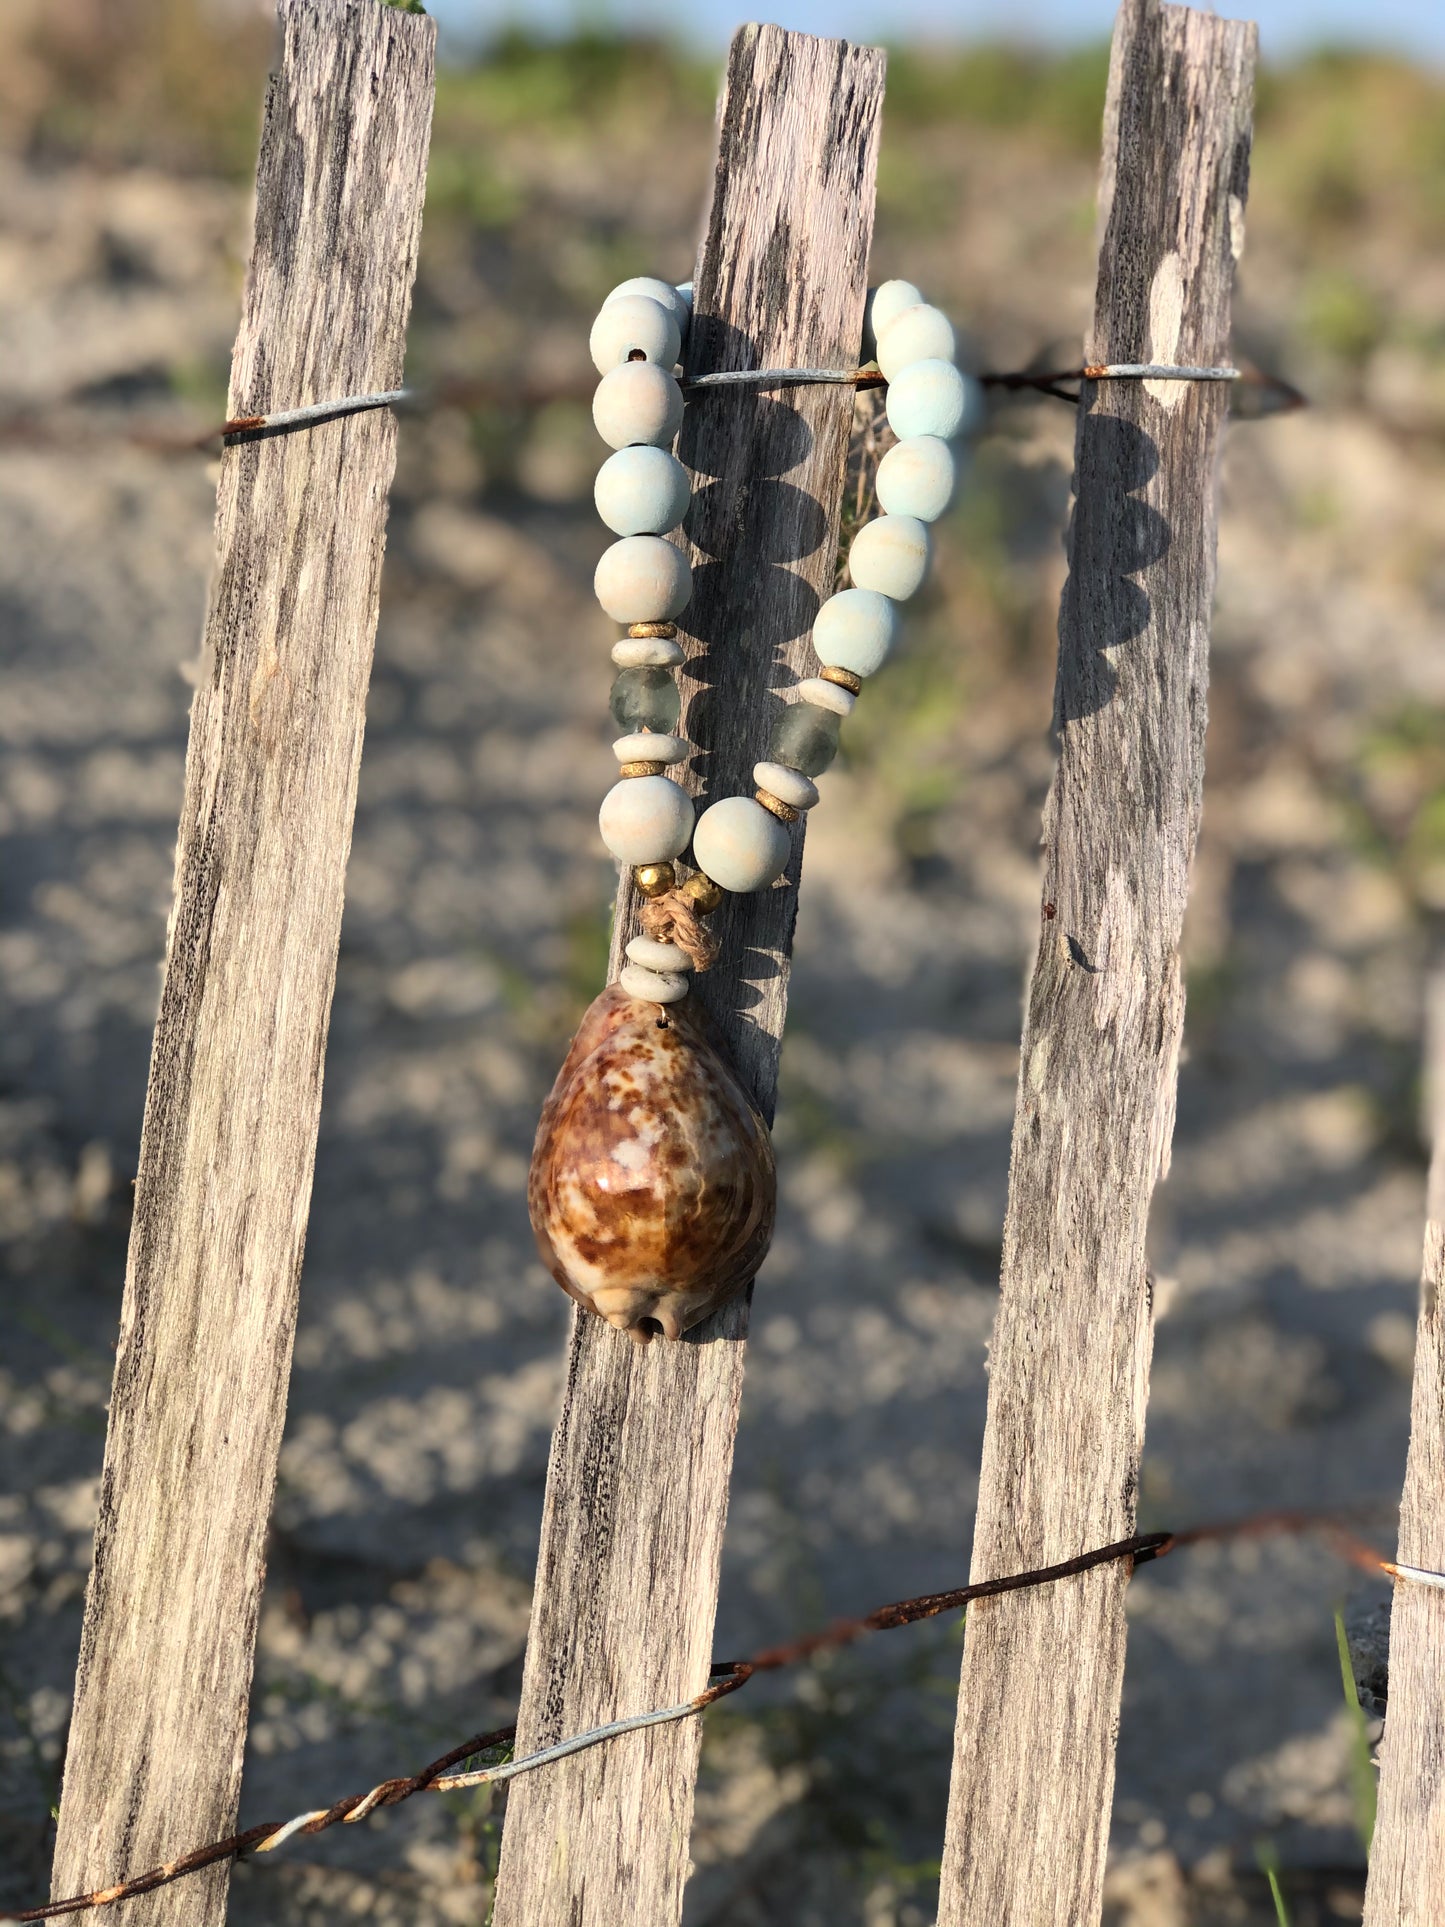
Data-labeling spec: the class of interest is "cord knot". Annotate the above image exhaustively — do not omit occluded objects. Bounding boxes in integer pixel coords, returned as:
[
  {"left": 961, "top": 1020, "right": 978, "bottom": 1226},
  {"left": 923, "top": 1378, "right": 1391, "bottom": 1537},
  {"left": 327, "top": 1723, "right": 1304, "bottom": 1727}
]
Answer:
[{"left": 639, "top": 890, "right": 720, "bottom": 973}]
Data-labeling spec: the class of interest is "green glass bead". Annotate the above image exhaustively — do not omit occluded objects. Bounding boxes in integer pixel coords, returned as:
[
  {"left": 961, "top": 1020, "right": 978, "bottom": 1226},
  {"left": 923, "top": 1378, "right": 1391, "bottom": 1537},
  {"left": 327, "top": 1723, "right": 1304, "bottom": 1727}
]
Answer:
[
  {"left": 610, "top": 665, "right": 681, "bottom": 734},
  {"left": 768, "top": 701, "right": 841, "bottom": 777}
]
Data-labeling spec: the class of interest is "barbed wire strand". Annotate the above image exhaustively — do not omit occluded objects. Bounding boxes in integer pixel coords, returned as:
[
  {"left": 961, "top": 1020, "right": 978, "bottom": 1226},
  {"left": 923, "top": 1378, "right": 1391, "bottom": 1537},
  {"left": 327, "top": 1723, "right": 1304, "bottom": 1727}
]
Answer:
[
  {"left": 212, "top": 362, "right": 1240, "bottom": 440},
  {"left": 0, "top": 358, "right": 1304, "bottom": 458},
  {"left": 6, "top": 1509, "right": 1429, "bottom": 1922},
  {"left": 218, "top": 388, "right": 409, "bottom": 440}
]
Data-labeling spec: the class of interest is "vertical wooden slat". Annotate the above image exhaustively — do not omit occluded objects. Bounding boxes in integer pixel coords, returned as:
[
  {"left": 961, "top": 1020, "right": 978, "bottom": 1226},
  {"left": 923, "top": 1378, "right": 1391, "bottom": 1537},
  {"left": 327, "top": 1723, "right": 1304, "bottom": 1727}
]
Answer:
[
  {"left": 935, "top": 4, "right": 1254, "bottom": 1921},
  {"left": 1364, "top": 966, "right": 1445, "bottom": 1925},
  {"left": 48, "top": 4, "right": 434, "bottom": 1920},
  {"left": 491, "top": 27, "right": 884, "bottom": 1926}
]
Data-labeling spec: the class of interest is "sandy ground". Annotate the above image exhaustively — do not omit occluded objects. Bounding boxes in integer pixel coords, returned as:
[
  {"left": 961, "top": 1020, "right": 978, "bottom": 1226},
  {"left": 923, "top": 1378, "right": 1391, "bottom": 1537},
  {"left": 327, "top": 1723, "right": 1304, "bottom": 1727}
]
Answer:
[{"left": 2, "top": 65, "right": 1444, "bottom": 1925}]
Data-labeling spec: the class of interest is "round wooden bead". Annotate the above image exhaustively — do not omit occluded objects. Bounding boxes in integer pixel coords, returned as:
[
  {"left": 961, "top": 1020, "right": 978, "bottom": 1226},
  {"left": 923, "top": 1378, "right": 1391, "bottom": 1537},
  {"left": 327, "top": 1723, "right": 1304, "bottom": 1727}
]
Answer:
[
  {"left": 812, "top": 588, "right": 897, "bottom": 678},
  {"left": 693, "top": 796, "right": 792, "bottom": 894},
  {"left": 626, "top": 934, "right": 694, "bottom": 974},
  {"left": 611, "top": 633, "right": 684, "bottom": 668},
  {"left": 605, "top": 276, "right": 690, "bottom": 333},
  {"left": 876, "top": 304, "right": 956, "bottom": 381},
  {"left": 618, "top": 962, "right": 690, "bottom": 1004},
  {"left": 589, "top": 295, "right": 682, "bottom": 376},
  {"left": 864, "top": 279, "right": 924, "bottom": 355},
  {"left": 884, "top": 360, "right": 972, "bottom": 442},
  {"left": 848, "top": 515, "right": 930, "bottom": 601},
  {"left": 875, "top": 436, "right": 957, "bottom": 523},
  {"left": 592, "top": 363, "right": 685, "bottom": 450},
  {"left": 613, "top": 732, "right": 687, "bottom": 765},
  {"left": 599, "top": 775, "right": 693, "bottom": 864},
  {"left": 594, "top": 536, "right": 692, "bottom": 624},
  {"left": 594, "top": 446, "right": 691, "bottom": 536},
  {"left": 753, "top": 761, "right": 819, "bottom": 811}
]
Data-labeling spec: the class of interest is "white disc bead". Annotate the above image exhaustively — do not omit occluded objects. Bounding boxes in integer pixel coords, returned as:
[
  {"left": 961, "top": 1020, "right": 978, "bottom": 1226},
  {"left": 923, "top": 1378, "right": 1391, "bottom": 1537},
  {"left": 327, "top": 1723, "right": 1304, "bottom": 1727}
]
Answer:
[
  {"left": 885, "top": 360, "right": 974, "bottom": 442},
  {"left": 594, "top": 536, "right": 692, "bottom": 623},
  {"left": 592, "top": 363, "right": 684, "bottom": 450},
  {"left": 793, "top": 676, "right": 855, "bottom": 717},
  {"left": 812, "top": 588, "right": 897, "bottom": 677},
  {"left": 754, "top": 761, "right": 819, "bottom": 811},
  {"left": 604, "top": 276, "right": 690, "bottom": 333},
  {"left": 613, "top": 732, "right": 687, "bottom": 765},
  {"left": 876, "top": 304, "right": 956, "bottom": 381},
  {"left": 864, "top": 279, "right": 924, "bottom": 354},
  {"left": 611, "top": 633, "right": 684, "bottom": 668},
  {"left": 598, "top": 775, "right": 693, "bottom": 864},
  {"left": 848, "top": 515, "right": 930, "bottom": 601},
  {"left": 594, "top": 446, "right": 691, "bottom": 535},
  {"left": 693, "top": 795, "right": 791, "bottom": 894},
  {"left": 619, "top": 963, "right": 690, "bottom": 1004},
  {"left": 876, "top": 436, "right": 957, "bottom": 522},
  {"left": 589, "top": 295, "right": 681, "bottom": 375},
  {"left": 626, "top": 935, "right": 693, "bottom": 974}
]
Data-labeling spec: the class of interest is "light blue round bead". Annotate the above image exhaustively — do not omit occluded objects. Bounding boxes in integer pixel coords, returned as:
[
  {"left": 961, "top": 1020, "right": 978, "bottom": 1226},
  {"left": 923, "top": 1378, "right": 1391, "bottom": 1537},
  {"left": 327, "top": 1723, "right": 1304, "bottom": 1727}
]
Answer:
[
  {"left": 847, "top": 515, "right": 930, "bottom": 601},
  {"left": 693, "top": 796, "right": 791, "bottom": 894},
  {"left": 588, "top": 295, "right": 682, "bottom": 376},
  {"left": 812, "top": 589, "right": 898, "bottom": 678},
  {"left": 863, "top": 279, "right": 924, "bottom": 357},
  {"left": 599, "top": 775, "right": 693, "bottom": 865},
  {"left": 876, "top": 304, "right": 956, "bottom": 381},
  {"left": 885, "top": 360, "right": 972, "bottom": 441},
  {"left": 594, "top": 446, "right": 691, "bottom": 536},
  {"left": 605, "top": 276, "right": 690, "bottom": 333},
  {"left": 875, "top": 436, "right": 957, "bottom": 523},
  {"left": 593, "top": 535, "right": 692, "bottom": 623}
]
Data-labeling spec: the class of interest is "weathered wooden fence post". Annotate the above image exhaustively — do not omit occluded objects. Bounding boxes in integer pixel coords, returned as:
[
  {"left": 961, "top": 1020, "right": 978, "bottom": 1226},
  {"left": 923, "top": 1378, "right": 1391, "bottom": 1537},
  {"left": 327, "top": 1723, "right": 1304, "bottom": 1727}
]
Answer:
[
  {"left": 935, "top": 2, "right": 1254, "bottom": 1920},
  {"left": 48, "top": 3, "right": 434, "bottom": 1919},
  {"left": 490, "top": 26, "right": 885, "bottom": 1926},
  {"left": 1364, "top": 964, "right": 1445, "bottom": 1924}
]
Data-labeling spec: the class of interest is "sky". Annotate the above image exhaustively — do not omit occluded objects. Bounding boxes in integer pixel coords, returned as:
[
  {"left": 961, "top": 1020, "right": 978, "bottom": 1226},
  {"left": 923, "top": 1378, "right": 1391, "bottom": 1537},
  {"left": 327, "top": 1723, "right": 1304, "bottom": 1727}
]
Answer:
[{"left": 428, "top": 0, "right": 1445, "bottom": 67}]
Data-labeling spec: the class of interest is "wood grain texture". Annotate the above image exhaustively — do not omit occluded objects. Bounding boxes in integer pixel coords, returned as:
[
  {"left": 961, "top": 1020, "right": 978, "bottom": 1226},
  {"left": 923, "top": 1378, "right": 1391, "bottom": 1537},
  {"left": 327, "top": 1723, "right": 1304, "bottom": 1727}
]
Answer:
[
  {"left": 48, "top": 4, "right": 434, "bottom": 1919},
  {"left": 490, "top": 27, "right": 884, "bottom": 1926},
  {"left": 935, "top": 5, "right": 1254, "bottom": 1922},
  {"left": 1364, "top": 966, "right": 1445, "bottom": 1926}
]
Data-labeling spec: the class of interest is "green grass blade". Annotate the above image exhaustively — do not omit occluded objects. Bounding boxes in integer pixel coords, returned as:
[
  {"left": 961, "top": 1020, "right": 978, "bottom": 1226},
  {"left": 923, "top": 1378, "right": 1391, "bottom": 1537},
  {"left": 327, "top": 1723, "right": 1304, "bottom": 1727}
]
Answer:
[
  {"left": 1255, "top": 1838, "right": 1293, "bottom": 1927},
  {"left": 1334, "top": 1607, "right": 1378, "bottom": 1854}
]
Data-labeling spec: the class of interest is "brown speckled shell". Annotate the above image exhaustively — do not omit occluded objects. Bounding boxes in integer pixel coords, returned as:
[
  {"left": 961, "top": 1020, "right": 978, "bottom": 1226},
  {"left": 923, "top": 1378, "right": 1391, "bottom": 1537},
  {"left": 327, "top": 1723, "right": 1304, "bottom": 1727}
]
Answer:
[{"left": 527, "top": 983, "right": 776, "bottom": 1341}]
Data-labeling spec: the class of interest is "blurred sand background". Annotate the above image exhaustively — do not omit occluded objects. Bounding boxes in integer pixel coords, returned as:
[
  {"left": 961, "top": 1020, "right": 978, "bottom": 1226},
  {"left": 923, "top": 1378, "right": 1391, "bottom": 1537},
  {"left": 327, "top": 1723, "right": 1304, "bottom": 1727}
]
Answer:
[{"left": 2, "top": 3, "right": 1445, "bottom": 1921}]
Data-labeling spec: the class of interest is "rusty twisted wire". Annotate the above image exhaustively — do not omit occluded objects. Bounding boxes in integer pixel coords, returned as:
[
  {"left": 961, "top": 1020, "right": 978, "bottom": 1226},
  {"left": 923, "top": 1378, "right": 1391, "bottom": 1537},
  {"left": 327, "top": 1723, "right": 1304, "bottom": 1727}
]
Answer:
[
  {"left": 6, "top": 1508, "right": 1426, "bottom": 1922},
  {"left": 0, "top": 355, "right": 1306, "bottom": 460}
]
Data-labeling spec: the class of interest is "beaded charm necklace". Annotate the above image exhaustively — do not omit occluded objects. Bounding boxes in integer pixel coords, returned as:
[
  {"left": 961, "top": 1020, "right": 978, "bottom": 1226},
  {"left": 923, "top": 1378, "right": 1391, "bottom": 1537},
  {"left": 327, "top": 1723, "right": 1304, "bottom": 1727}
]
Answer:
[{"left": 528, "top": 274, "right": 983, "bottom": 1343}]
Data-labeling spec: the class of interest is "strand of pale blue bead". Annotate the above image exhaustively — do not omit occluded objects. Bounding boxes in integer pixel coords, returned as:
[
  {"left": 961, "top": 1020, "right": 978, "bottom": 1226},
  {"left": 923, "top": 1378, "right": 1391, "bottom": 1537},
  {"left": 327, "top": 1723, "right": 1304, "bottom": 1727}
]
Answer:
[{"left": 585, "top": 273, "right": 985, "bottom": 979}]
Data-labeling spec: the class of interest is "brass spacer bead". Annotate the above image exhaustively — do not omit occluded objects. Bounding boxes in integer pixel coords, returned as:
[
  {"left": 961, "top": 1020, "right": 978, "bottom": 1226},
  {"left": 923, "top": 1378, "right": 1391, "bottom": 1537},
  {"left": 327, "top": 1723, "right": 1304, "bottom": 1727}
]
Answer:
[
  {"left": 680, "top": 872, "right": 725, "bottom": 914},
  {"left": 627, "top": 621, "right": 678, "bottom": 639},
  {"left": 633, "top": 862, "right": 676, "bottom": 899},
  {"left": 619, "top": 760, "right": 665, "bottom": 778},
  {"left": 820, "top": 665, "right": 863, "bottom": 695},
  {"left": 755, "top": 788, "right": 800, "bottom": 824}
]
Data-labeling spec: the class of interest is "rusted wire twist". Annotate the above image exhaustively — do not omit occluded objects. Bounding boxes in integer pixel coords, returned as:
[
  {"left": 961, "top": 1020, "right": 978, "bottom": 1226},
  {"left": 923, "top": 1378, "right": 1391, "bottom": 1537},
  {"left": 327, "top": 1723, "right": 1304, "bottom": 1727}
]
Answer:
[{"left": 7, "top": 1508, "right": 1419, "bottom": 1922}]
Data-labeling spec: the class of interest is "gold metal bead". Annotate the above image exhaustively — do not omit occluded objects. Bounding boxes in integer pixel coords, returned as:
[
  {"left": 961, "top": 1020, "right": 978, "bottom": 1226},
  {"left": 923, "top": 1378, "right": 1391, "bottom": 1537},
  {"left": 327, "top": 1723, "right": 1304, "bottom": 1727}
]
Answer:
[
  {"left": 634, "top": 862, "right": 677, "bottom": 899},
  {"left": 754, "top": 789, "right": 800, "bottom": 824},
  {"left": 619, "top": 760, "right": 665, "bottom": 778},
  {"left": 627, "top": 621, "right": 678, "bottom": 639},
  {"left": 680, "top": 872, "right": 725, "bottom": 914},
  {"left": 820, "top": 665, "right": 863, "bottom": 695}
]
